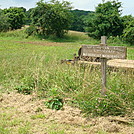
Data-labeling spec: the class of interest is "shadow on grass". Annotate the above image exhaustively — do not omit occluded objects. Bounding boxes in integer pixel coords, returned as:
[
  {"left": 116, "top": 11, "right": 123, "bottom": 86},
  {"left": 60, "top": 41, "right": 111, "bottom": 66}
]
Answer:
[{"left": 36, "top": 31, "right": 99, "bottom": 44}]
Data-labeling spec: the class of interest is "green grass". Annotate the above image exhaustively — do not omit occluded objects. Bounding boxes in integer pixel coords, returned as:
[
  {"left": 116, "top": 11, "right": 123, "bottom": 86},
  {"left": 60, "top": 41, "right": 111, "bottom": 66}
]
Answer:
[
  {"left": 0, "top": 29, "right": 134, "bottom": 134},
  {"left": 30, "top": 114, "right": 46, "bottom": 120},
  {"left": 0, "top": 29, "right": 134, "bottom": 117},
  {"left": 127, "top": 48, "right": 134, "bottom": 59}
]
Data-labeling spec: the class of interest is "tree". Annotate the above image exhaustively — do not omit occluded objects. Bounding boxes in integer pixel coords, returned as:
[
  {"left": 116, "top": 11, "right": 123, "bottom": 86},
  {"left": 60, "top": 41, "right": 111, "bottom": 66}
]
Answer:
[
  {"left": 85, "top": 0, "right": 124, "bottom": 39},
  {"left": 25, "top": 8, "right": 34, "bottom": 25},
  {"left": 122, "top": 19, "right": 134, "bottom": 45},
  {"left": 30, "top": 0, "right": 72, "bottom": 37},
  {"left": 3, "top": 7, "right": 26, "bottom": 30},
  {"left": 0, "top": 9, "right": 10, "bottom": 32},
  {"left": 70, "top": 10, "right": 93, "bottom": 32}
]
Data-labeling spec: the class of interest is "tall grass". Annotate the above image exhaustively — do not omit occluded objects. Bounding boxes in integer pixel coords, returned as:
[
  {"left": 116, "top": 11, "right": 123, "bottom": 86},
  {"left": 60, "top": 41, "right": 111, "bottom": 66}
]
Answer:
[
  {"left": 0, "top": 51, "right": 133, "bottom": 116},
  {"left": 0, "top": 29, "right": 134, "bottom": 116}
]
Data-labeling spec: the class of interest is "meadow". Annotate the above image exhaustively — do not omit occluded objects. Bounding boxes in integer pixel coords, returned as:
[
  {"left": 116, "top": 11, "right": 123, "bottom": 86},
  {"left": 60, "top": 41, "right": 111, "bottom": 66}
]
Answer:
[{"left": 0, "top": 29, "right": 134, "bottom": 134}]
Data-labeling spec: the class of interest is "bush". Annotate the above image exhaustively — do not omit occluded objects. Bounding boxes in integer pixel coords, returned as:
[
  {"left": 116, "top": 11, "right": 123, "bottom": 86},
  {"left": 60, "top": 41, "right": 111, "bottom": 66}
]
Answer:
[
  {"left": 3, "top": 7, "right": 26, "bottom": 30},
  {"left": 25, "top": 25, "right": 37, "bottom": 37},
  {"left": 0, "top": 10, "right": 10, "bottom": 32}
]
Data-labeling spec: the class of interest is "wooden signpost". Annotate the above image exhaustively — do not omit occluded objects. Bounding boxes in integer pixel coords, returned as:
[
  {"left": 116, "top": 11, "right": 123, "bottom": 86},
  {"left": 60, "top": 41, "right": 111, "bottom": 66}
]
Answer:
[{"left": 81, "top": 36, "right": 127, "bottom": 95}]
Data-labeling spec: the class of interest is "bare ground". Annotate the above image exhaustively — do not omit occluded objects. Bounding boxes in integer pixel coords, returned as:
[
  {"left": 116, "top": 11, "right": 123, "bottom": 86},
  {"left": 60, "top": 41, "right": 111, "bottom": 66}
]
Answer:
[
  {"left": 0, "top": 40, "right": 68, "bottom": 47},
  {"left": 0, "top": 92, "right": 134, "bottom": 134}
]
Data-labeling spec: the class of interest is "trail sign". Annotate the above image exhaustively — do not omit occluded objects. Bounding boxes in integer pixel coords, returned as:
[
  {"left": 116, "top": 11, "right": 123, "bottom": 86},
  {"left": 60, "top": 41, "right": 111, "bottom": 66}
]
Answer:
[
  {"left": 81, "top": 36, "right": 127, "bottom": 95},
  {"left": 81, "top": 45, "right": 127, "bottom": 59}
]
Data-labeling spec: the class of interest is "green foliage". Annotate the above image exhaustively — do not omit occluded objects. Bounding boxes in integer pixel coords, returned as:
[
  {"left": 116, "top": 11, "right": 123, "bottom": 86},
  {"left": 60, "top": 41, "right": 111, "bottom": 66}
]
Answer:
[
  {"left": 30, "top": 0, "right": 72, "bottom": 38},
  {"left": 70, "top": 10, "right": 94, "bottom": 32},
  {"left": 45, "top": 88, "right": 63, "bottom": 110},
  {"left": 85, "top": 0, "right": 124, "bottom": 39},
  {"left": 3, "top": 7, "right": 26, "bottom": 30},
  {"left": 25, "top": 25, "right": 37, "bottom": 37},
  {"left": 70, "top": 15, "right": 85, "bottom": 32},
  {"left": 122, "top": 19, "right": 134, "bottom": 45},
  {"left": 122, "top": 15, "right": 134, "bottom": 28},
  {"left": 45, "top": 97, "right": 63, "bottom": 110},
  {"left": 0, "top": 10, "right": 10, "bottom": 32},
  {"left": 25, "top": 8, "right": 34, "bottom": 25},
  {"left": 15, "top": 85, "right": 33, "bottom": 95}
]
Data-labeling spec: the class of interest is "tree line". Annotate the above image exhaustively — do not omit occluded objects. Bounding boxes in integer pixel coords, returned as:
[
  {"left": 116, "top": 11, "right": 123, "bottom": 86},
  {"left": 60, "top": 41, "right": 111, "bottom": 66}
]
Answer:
[{"left": 0, "top": 0, "right": 133, "bottom": 45}]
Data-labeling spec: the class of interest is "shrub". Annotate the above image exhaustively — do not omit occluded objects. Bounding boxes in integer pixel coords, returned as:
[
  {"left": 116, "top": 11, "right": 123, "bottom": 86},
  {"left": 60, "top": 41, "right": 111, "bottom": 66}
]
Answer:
[
  {"left": 25, "top": 25, "right": 37, "bottom": 37},
  {"left": 3, "top": 7, "right": 26, "bottom": 30},
  {"left": 0, "top": 10, "right": 10, "bottom": 32}
]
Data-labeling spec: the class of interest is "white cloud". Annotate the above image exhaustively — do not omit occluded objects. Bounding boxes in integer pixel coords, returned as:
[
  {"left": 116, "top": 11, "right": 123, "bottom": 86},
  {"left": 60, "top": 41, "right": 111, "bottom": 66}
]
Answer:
[
  {"left": 0, "top": 0, "right": 134, "bottom": 15},
  {"left": 68, "top": 0, "right": 107, "bottom": 10}
]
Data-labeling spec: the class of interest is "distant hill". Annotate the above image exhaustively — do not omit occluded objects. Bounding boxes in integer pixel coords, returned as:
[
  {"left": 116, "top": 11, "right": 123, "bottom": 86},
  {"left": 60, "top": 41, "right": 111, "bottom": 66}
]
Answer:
[{"left": 70, "top": 9, "right": 94, "bottom": 16}]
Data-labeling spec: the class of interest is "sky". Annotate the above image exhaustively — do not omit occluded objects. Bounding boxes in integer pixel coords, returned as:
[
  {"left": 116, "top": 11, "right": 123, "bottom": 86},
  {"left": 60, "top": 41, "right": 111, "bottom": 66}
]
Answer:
[{"left": 0, "top": 0, "right": 134, "bottom": 16}]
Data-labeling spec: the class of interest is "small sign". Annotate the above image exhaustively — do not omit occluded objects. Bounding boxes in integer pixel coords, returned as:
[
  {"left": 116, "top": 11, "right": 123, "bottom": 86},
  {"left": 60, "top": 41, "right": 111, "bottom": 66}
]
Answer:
[
  {"left": 81, "top": 45, "right": 127, "bottom": 59},
  {"left": 80, "top": 37, "right": 127, "bottom": 95}
]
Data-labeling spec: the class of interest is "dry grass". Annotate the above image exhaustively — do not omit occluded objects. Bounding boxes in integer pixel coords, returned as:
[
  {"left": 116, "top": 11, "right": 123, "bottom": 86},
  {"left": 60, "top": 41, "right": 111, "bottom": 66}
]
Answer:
[
  {"left": 0, "top": 29, "right": 134, "bottom": 134},
  {"left": 0, "top": 92, "right": 134, "bottom": 134}
]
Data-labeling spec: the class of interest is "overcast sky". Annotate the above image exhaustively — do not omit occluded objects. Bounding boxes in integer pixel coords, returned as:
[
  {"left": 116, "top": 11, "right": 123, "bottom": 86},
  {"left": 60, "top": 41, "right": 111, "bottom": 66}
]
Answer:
[{"left": 0, "top": 0, "right": 134, "bottom": 16}]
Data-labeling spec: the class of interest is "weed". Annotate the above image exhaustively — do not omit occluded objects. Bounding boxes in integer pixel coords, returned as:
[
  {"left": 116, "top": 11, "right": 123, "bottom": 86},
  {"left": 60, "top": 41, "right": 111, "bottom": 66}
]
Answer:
[
  {"left": 15, "top": 85, "right": 33, "bottom": 95},
  {"left": 45, "top": 97, "right": 64, "bottom": 110}
]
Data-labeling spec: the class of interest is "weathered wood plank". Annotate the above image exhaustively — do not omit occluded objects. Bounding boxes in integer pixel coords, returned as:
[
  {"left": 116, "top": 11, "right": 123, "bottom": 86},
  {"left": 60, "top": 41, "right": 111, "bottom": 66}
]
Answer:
[{"left": 81, "top": 45, "right": 127, "bottom": 59}]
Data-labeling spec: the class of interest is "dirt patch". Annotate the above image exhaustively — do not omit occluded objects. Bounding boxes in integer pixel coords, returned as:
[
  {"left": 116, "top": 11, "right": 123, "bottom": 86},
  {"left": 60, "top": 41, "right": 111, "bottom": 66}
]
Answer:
[
  {"left": 15, "top": 41, "right": 67, "bottom": 47},
  {"left": 0, "top": 40, "right": 67, "bottom": 47},
  {"left": 0, "top": 92, "right": 134, "bottom": 134}
]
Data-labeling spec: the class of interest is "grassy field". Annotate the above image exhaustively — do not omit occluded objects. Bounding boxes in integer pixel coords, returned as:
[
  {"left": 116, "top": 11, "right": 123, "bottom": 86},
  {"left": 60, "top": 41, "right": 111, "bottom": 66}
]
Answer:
[{"left": 0, "top": 29, "right": 134, "bottom": 134}]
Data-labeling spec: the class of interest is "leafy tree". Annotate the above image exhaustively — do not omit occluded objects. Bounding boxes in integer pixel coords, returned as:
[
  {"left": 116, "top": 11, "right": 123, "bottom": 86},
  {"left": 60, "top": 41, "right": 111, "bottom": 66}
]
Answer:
[
  {"left": 70, "top": 10, "right": 93, "bottom": 32},
  {"left": 85, "top": 0, "right": 124, "bottom": 39},
  {"left": 122, "top": 19, "right": 134, "bottom": 45},
  {"left": 25, "top": 8, "right": 34, "bottom": 25},
  {"left": 0, "top": 9, "right": 10, "bottom": 32},
  {"left": 122, "top": 15, "right": 134, "bottom": 29},
  {"left": 3, "top": 7, "right": 26, "bottom": 30},
  {"left": 30, "top": 0, "right": 72, "bottom": 37}
]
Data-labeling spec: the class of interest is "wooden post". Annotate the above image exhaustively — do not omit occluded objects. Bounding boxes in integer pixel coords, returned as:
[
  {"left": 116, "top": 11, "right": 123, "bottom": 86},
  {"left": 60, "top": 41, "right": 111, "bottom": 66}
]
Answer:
[
  {"left": 101, "top": 36, "right": 107, "bottom": 95},
  {"left": 81, "top": 36, "right": 127, "bottom": 95},
  {"left": 101, "top": 58, "right": 107, "bottom": 95},
  {"left": 101, "top": 36, "right": 107, "bottom": 46}
]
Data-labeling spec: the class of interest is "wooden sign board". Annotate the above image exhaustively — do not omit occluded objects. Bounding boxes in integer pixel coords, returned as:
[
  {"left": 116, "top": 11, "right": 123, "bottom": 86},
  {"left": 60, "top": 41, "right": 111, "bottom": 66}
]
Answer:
[{"left": 81, "top": 45, "right": 127, "bottom": 59}]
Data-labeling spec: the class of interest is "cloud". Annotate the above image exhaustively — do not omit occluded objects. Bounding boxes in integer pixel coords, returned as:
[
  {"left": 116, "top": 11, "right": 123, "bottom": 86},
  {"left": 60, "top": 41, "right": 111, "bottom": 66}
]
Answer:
[
  {"left": 0, "top": 0, "right": 39, "bottom": 9},
  {"left": 0, "top": 0, "right": 134, "bottom": 15},
  {"left": 68, "top": 0, "right": 106, "bottom": 10}
]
